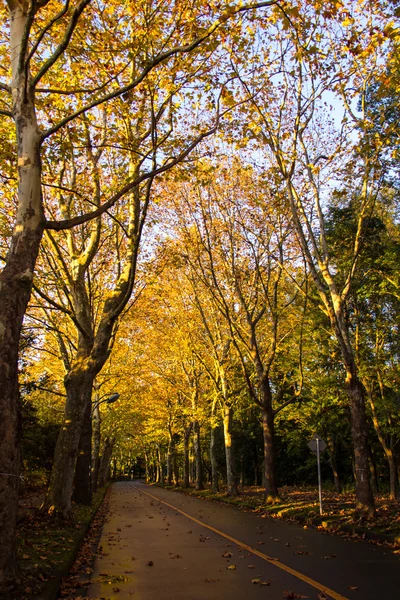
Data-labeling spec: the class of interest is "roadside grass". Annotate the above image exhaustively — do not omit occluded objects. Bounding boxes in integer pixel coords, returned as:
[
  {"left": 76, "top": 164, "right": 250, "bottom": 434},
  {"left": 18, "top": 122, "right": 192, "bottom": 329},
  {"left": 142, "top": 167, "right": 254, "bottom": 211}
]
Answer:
[
  {"left": 12, "top": 486, "right": 109, "bottom": 600},
  {"left": 162, "top": 483, "right": 400, "bottom": 544}
]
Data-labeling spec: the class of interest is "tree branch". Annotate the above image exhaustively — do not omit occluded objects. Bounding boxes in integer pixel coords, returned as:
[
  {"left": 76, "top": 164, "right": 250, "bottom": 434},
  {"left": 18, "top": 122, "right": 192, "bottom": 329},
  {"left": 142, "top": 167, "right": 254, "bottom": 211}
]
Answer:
[
  {"left": 32, "top": 0, "right": 92, "bottom": 88},
  {"left": 40, "top": 1, "right": 278, "bottom": 141},
  {"left": 45, "top": 122, "right": 218, "bottom": 230}
]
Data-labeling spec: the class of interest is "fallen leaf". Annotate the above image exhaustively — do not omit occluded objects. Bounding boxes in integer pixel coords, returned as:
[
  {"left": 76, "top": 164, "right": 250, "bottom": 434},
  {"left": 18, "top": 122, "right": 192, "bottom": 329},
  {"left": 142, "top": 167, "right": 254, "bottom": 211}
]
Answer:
[
  {"left": 261, "top": 580, "right": 272, "bottom": 586},
  {"left": 146, "top": 561, "right": 154, "bottom": 566},
  {"left": 252, "top": 579, "right": 261, "bottom": 584},
  {"left": 348, "top": 586, "right": 358, "bottom": 591},
  {"left": 322, "top": 554, "right": 337, "bottom": 559},
  {"left": 248, "top": 565, "right": 255, "bottom": 569},
  {"left": 227, "top": 564, "right": 236, "bottom": 570},
  {"left": 222, "top": 552, "right": 233, "bottom": 558},
  {"left": 22, "top": 554, "right": 29, "bottom": 559}
]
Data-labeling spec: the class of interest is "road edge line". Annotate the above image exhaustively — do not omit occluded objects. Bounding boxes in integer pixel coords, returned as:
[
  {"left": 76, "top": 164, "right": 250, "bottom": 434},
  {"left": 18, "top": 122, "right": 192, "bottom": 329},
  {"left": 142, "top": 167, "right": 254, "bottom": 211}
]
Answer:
[{"left": 132, "top": 484, "right": 349, "bottom": 600}]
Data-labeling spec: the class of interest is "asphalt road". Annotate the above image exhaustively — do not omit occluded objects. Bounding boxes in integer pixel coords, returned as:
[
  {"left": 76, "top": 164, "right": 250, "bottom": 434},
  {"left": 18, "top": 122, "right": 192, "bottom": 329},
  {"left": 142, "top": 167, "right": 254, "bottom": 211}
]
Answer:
[{"left": 87, "top": 481, "right": 399, "bottom": 600}]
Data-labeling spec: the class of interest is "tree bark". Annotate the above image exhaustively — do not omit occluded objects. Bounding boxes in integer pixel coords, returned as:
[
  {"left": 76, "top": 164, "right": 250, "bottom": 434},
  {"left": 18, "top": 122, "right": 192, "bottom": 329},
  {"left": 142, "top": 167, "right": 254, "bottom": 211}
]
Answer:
[
  {"left": 167, "top": 429, "right": 174, "bottom": 486},
  {"left": 346, "top": 371, "right": 375, "bottom": 516},
  {"left": 327, "top": 436, "right": 341, "bottom": 493},
  {"left": 182, "top": 423, "right": 192, "bottom": 488},
  {"left": 73, "top": 399, "right": 92, "bottom": 504},
  {"left": 261, "top": 406, "right": 280, "bottom": 503},
  {"left": 0, "top": 3, "right": 45, "bottom": 581},
  {"left": 388, "top": 453, "right": 398, "bottom": 500},
  {"left": 42, "top": 369, "right": 95, "bottom": 518},
  {"left": 157, "top": 446, "right": 164, "bottom": 486},
  {"left": 144, "top": 450, "right": 149, "bottom": 482},
  {"left": 98, "top": 437, "right": 115, "bottom": 488},
  {"left": 92, "top": 403, "right": 101, "bottom": 493},
  {"left": 222, "top": 405, "right": 238, "bottom": 496},
  {"left": 210, "top": 424, "right": 219, "bottom": 493},
  {"left": 193, "top": 420, "right": 204, "bottom": 491},
  {"left": 367, "top": 445, "right": 379, "bottom": 496}
]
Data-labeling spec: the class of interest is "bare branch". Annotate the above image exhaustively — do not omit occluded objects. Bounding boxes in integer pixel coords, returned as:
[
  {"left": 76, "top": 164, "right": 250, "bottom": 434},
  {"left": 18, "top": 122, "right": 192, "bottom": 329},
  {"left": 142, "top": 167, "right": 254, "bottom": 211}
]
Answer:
[{"left": 45, "top": 122, "right": 218, "bottom": 230}]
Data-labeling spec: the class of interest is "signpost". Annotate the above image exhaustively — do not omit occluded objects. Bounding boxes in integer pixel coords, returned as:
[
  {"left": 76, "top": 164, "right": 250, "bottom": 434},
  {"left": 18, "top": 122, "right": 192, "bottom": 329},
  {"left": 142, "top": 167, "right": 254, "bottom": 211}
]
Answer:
[{"left": 307, "top": 435, "right": 326, "bottom": 516}]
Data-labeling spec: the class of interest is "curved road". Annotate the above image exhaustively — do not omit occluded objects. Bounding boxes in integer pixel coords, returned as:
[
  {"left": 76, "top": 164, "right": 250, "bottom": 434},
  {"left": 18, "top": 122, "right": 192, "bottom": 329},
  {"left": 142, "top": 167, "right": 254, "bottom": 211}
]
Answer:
[{"left": 87, "top": 481, "right": 399, "bottom": 600}]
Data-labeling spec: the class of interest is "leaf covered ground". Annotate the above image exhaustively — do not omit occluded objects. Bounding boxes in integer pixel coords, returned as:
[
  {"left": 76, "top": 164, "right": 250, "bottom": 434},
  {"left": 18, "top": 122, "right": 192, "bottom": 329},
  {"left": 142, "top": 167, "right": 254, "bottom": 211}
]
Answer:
[{"left": 10, "top": 486, "right": 109, "bottom": 600}]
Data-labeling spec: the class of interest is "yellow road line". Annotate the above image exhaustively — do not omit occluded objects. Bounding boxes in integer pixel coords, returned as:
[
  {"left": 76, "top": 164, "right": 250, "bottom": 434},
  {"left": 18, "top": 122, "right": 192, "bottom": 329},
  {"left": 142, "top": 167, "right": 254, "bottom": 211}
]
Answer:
[{"left": 133, "top": 485, "right": 349, "bottom": 600}]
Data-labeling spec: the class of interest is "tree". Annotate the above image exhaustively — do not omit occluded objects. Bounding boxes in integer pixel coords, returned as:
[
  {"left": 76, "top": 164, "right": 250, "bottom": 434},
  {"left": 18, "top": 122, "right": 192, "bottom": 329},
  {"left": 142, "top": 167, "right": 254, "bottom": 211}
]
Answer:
[
  {"left": 168, "top": 157, "right": 305, "bottom": 501},
  {"left": 230, "top": 5, "right": 392, "bottom": 516},
  {"left": 0, "top": 0, "right": 280, "bottom": 581}
]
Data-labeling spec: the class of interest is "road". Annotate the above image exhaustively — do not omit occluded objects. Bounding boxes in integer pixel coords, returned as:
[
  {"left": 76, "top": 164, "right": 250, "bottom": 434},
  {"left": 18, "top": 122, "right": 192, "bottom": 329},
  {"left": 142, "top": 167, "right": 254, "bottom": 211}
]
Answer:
[{"left": 86, "top": 481, "right": 399, "bottom": 600}]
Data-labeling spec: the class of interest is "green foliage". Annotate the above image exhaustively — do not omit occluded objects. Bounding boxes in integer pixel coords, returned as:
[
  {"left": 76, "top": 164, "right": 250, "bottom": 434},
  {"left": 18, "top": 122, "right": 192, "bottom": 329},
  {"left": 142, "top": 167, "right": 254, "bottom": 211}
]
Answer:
[{"left": 21, "top": 403, "right": 60, "bottom": 489}]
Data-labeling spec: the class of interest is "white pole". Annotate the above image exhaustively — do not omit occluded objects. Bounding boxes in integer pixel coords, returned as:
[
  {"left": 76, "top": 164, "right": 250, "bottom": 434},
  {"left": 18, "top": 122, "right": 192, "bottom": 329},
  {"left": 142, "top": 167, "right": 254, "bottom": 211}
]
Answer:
[{"left": 316, "top": 438, "right": 323, "bottom": 516}]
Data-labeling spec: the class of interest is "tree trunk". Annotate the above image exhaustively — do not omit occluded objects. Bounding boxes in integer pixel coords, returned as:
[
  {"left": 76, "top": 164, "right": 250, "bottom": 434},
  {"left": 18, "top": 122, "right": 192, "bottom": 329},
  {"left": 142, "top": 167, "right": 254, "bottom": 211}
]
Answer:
[
  {"left": 367, "top": 445, "right": 379, "bottom": 496},
  {"left": 261, "top": 407, "right": 280, "bottom": 503},
  {"left": 98, "top": 437, "right": 115, "bottom": 488},
  {"left": 144, "top": 451, "right": 149, "bottom": 482},
  {"left": 189, "top": 448, "right": 194, "bottom": 484},
  {"left": 167, "top": 433, "right": 173, "bottom": 486},
  {"left": 0, "top": 4, "right": 45, "bottom": 582},
  {"left": 210, "top": 424, "right": 219, "bottom": 493},
  {"left": 42, "top": 369, "right": 95, "bottom": 518},
  {"left": 92, "top": 404, "right": 101, "bottom": 493},
  {"left": 327, "top": 436, "right": 341, "bottom": 493},
  {"left": 182, "top": 424, "right": 192, "bottom": 488},
  {"left": 73, "top": 398, "right": 93, "bottom": 504},
  {"left": 386, "top": 453, "right": 398, "bottom": 500},
  {"left": 331, "top": 454, "right": 342, "bottom": 494},
  {"left": 346, "top": 372, "right": 375, "bottom": 517},
  {"left": 157, "top": 447, "right": 164, "bottom": 486},
  {"left": 222, "top": 405, "right": 238, "bottom": 496},
  {"left": 193, "top": 421, "right": 204, "bottom": 491}
]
